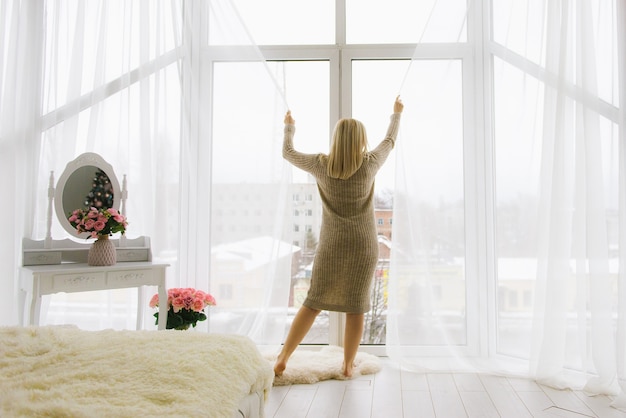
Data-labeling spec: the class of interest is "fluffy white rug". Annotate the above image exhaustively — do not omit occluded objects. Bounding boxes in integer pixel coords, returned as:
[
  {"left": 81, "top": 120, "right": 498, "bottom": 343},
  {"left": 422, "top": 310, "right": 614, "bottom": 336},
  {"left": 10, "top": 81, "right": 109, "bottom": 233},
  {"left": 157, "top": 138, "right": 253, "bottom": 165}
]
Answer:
[
  {"left": 0, "top": 326, "right": 273, "bottom": 418},
  {"left": 263, "top": 346, "right": 382, "bottom": 386}
]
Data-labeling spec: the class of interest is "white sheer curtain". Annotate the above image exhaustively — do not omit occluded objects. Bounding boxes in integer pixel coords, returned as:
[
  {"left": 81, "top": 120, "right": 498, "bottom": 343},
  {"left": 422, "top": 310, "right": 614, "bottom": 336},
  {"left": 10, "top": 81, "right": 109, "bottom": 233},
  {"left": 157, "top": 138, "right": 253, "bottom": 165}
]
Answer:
[
  {"left": 0, "top": 1, "right": 45, "bottom": 326},
  {"left": 181, "top": 0, "right": 293, "bottom": 342},
  {"left": 4, "top": 1, "right": 625, "bottom": 400},
  {"left": 528, "top": 0, "right": 623, "bottom": 398},
  {"left": 1, "top": 0, "right": 292, "bottom": 339},
  {"left": 617, "top": 1, "right": 626, "bottom": 407},
  {"left": 387, "top": 0, "right": 626, "bottom": 405}
]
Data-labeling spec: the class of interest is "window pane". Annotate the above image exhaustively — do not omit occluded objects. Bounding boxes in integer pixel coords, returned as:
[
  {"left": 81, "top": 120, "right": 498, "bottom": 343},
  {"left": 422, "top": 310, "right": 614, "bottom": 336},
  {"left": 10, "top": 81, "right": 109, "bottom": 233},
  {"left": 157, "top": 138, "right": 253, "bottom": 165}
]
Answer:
[
  {"left": 492, "top": 0, "right": 619, "bottom": 107},
  {"left": 347, "top": 0, "right": 468, "bottom": 44},
  {"left": 210, "top": 61, "right": 330, "bottom": 344},
  {"left": 43, "top": 1, "right": 181, "bottom": 111},
  {"left": 353, "top": 59, "right": 466, "bottom": 345},
  {"left": 491, "top": 0, "right": 545, "bottom": 65},
  {"left": 228, "top": 0, "right": 334, "bottom": 45},
  {"left": 493, "top": 58, "right": 541, "bottom": 359},
  {"left": 493, "top": 57, "right": 620, "bottom": 361}
]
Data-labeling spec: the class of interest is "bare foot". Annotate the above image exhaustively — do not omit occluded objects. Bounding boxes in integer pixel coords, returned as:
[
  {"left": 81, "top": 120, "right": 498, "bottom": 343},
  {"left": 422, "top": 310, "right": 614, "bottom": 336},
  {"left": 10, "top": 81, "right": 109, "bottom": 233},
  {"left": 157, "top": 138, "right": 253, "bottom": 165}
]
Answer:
[
  {"left": 342, "top": 362, "right": 354, "bottom": 378},
  {"left": 274, "top": 357, "right": 287, "bottom": 376}
]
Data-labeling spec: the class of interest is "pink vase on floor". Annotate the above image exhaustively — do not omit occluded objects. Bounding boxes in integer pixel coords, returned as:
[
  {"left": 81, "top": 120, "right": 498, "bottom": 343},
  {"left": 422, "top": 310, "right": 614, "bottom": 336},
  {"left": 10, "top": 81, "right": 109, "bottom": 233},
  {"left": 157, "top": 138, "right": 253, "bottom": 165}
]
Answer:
[{"left": 88, "top": 235, "right": 117, "bottom": 266}]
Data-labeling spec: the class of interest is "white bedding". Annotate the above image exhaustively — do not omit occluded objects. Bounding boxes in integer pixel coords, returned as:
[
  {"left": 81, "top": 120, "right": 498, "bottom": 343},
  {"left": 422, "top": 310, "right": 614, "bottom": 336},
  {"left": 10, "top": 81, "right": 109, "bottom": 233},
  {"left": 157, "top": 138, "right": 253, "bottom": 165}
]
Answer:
[
  {"left": 0, "top": 326, "right": 274, "bottom": 418},
  {"left": 233, "top": 391, "right": 265, "bottom": 418}
]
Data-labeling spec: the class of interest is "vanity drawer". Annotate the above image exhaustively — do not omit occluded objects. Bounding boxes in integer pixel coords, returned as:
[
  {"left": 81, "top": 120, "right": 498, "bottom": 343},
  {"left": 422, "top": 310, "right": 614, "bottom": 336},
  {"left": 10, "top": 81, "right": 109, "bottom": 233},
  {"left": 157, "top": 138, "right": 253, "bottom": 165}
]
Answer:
[
  {"left": 116, "top": 248, "right": 150, "bottom": 262},
  {"left": 23, "top": 251, "right": 62, "bottom": 266},
  {"left": 106, "top": 269, "right": 154, "bottom": 287},
  {"left": 43, "top": 272, "right": 106, "bottom": 293}
]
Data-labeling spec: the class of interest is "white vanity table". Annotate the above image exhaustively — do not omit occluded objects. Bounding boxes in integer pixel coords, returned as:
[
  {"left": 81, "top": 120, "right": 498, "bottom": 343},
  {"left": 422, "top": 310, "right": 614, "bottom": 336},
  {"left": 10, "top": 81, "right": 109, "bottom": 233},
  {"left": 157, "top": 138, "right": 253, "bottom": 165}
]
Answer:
[
  {"left": 20, "top": 152, "right": 170, "bottom": 330},
  {"left": 20, "top": 261, "right": 169, "bottom": 330}
]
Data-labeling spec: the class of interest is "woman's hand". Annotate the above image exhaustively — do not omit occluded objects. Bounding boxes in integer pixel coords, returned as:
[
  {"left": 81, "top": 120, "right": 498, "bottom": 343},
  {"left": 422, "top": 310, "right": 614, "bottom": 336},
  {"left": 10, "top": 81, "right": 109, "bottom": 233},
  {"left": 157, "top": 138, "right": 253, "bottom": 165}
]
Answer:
[
  {"left": 284, "top": 110, "right": 295, "bottom": 125},
  {"left": 394, "top": 95, "right": 404, "bottom": 113}
]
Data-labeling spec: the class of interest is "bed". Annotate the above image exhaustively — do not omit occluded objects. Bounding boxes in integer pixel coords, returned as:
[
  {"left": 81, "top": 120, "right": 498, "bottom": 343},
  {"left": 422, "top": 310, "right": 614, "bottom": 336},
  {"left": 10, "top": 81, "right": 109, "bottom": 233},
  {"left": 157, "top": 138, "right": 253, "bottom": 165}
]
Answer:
[{"left": 0, "top": 326, "right": 274, "bottom": 417}]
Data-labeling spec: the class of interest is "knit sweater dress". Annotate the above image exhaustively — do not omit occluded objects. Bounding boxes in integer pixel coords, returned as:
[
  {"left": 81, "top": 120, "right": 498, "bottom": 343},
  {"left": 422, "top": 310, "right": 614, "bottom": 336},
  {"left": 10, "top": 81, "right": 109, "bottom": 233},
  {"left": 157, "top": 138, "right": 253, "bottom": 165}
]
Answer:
[{"left": 283, "top": 113, "right": 401, "bottom": 313}]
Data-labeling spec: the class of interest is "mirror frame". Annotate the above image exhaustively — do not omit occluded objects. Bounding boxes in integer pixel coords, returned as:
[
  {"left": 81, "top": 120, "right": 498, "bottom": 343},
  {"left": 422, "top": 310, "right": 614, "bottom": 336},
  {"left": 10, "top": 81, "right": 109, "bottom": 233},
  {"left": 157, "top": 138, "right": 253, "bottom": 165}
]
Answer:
[{"left": 54, "top": 152, "right": 121, "bottom": 238}]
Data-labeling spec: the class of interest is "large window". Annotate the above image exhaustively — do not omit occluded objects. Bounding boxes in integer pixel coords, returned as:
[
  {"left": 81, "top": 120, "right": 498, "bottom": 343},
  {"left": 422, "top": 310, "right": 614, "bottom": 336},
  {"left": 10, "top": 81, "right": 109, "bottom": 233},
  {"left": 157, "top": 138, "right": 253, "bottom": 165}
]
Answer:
[
  {"left": 211, "top": 0, "right": 475, "bottom": 349},
  {"left": 36, "top": 1, "right": 621, "bottom": 366}
]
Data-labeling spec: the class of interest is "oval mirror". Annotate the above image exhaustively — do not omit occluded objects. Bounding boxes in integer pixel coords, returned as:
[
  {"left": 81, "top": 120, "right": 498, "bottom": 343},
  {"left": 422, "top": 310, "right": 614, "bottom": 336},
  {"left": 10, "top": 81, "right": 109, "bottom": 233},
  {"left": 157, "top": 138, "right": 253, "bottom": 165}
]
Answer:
[{"left": 54, "top": 153, "right": 121, "bottom": 238}]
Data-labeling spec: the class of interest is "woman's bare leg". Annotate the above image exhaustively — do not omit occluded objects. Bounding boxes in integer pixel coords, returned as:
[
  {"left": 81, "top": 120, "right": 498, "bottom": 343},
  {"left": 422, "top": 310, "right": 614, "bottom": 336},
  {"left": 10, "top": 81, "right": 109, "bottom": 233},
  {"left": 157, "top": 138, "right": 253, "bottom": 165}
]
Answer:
[
  {"left": 343, "top": 313, "right": 364, "bottom": 378},
  {"left": 274, "top": 305, "right": 321, "bottom": 376}
]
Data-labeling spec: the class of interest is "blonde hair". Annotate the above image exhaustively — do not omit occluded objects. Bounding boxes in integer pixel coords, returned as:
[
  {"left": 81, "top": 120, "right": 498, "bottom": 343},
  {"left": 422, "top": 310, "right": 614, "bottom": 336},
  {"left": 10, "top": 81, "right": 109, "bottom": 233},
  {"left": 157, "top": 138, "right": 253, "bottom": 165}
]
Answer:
[{"left": 326, "top": 118, "right": 368, "bottom": 179}]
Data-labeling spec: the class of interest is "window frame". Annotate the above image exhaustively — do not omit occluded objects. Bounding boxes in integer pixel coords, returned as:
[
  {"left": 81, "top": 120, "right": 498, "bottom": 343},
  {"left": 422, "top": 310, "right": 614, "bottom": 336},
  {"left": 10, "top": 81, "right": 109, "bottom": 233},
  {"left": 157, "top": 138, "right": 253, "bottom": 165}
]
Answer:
[{"left": 205, "top": 0, "right": 492, "bottom": 356}]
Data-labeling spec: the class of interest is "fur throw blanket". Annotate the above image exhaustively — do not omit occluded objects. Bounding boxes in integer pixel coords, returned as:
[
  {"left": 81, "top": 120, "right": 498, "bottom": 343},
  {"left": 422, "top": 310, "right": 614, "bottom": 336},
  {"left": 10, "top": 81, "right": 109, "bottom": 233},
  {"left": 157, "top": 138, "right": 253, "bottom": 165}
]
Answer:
[{"left": 0, "top": 326, "right": 273, "bottom": 417}]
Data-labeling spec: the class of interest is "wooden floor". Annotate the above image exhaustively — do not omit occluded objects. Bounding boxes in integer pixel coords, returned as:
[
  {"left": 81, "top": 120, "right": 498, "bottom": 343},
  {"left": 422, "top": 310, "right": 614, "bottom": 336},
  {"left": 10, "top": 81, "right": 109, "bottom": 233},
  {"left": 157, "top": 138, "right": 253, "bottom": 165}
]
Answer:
[{"left": 265, "top": 358, "right": 626, "bottom": 418}]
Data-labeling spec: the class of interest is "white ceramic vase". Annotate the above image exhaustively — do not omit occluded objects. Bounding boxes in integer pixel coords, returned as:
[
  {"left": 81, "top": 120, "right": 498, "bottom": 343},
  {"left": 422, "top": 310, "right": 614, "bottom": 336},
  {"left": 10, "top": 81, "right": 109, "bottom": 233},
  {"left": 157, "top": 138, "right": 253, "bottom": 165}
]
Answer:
[{"left": 88, "top": 235, "right": 117, "bottom": 266}]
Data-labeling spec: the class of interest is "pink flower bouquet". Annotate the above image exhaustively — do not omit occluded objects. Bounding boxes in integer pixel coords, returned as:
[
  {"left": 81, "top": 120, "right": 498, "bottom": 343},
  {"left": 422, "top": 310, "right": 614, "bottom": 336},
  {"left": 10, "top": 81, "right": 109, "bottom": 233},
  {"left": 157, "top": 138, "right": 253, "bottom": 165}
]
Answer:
[
  {"left": 68, "top": 207, "right": 128, "bottom": 238},
  {"left": 149, "top": 287, "right": 216, "bottom": 330}
]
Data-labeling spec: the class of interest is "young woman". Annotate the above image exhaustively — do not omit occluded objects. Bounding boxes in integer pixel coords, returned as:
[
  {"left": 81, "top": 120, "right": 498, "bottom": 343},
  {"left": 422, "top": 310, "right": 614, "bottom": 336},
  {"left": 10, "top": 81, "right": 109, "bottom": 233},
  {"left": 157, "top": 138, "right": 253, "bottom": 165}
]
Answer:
[{"left": 275, "top": 96, "right": 404, "bottom": 378}]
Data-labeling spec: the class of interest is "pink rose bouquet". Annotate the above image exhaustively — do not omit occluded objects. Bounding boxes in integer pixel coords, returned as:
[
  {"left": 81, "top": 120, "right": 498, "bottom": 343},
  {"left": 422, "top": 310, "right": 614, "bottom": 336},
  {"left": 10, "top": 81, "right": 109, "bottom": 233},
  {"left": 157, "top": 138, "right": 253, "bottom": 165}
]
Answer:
[
  {"left": 68, "top": 207, "right": 128, "bottom": 238},
  {"left": 149, "top": 287, "right": 216, "bottom": 330}
]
